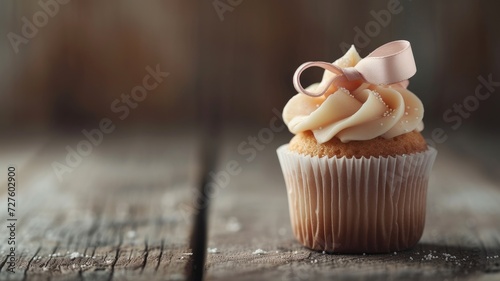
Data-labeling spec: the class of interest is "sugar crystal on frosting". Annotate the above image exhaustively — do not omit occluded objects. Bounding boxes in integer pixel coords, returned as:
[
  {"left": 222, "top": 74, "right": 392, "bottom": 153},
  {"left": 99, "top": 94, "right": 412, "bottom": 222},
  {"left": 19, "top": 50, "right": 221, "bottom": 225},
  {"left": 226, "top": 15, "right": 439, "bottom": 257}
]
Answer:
[
  {"left": 382, "top": 108, "right": 394, "bottom": 117},
  {"left": 338, "top": 87, "right": 354, "bottom": 98},
  {"left": 282, "top": 41, "right": 425, "bottom": 143}
]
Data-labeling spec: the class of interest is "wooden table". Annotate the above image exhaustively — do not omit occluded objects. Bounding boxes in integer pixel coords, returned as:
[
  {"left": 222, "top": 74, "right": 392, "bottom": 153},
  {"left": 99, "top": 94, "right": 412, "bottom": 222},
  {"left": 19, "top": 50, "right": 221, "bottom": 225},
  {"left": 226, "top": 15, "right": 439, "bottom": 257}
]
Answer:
[{"left": 0, "top": 128, "right": 499, "bottom": 281}]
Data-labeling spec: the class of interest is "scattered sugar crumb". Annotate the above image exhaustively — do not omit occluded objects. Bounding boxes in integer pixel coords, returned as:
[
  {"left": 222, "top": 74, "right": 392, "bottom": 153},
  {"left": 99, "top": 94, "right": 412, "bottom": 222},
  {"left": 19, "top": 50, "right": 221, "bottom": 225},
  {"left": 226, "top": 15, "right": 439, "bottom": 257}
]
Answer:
[
  {"left": 126, "top": 230, "right": 136, "bottom": 239},
  {"left": 182, "top": 253, "right": 193, "bottom": 256},
  {"left": 69, "top": 252, "right": 81, "bottom": 260},
  {"left": 252, "top": 249, "right": 267, "bottom": 255},
  {"left": 293, "top": 251, "right": 298, "bottom": 254},
  {"left": 105, "top": 259, "right": 114, "bottom": 264},
  {"left": 207, "top": 248, "right": 218, "bottom": 254},
  {"left": 322, "top": 251, "right": 326, "bottom": 254},
  {"left": 394, "top": 252, "right": 397, "bottom": 255},
  {"left": 442, "top": 253, "right": 456, "bottom": 259},
  {"left": 423, "top": 253, "right": 439, "bottom": 261},
  {"left": 226, "top": 217, "right": 242, "bottom": 232}
]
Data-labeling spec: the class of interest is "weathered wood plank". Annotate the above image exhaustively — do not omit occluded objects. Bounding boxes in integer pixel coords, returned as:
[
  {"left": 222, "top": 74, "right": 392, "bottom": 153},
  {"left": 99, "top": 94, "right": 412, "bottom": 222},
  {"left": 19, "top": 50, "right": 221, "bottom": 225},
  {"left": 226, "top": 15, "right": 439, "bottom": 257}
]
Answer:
[
  {"left": 0, "top": 130, "right": 200, "bottom": 280},
  {"left": 205, "top": 129, "right": 500, "bottom": 281}
]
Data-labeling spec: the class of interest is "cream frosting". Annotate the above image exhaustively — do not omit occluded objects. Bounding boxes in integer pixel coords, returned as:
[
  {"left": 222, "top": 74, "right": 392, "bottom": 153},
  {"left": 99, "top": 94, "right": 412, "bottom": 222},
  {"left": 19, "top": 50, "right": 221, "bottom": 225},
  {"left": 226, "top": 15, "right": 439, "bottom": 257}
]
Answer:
[{"left": 283, "top": 45, "right": 424, "bottom": 143}]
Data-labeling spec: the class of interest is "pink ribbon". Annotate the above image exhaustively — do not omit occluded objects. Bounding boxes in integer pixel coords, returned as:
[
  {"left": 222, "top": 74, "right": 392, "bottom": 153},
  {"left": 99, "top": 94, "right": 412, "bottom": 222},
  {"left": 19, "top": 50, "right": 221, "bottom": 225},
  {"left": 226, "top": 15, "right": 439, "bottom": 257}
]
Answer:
[{"left": 293, "top": 40, "right": 416, "bottom": 97}]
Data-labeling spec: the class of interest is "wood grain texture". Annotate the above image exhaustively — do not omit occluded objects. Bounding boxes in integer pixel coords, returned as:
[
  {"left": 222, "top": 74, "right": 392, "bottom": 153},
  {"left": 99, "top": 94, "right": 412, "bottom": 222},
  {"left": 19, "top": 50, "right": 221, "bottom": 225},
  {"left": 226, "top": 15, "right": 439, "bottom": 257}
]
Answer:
[
  {"left": 205, "top": 130, "right": 500, "bottom": 281},
  {"left": 0, "top": 130, "right": 200, "bottom": 280},
  {"left": 1, "top": 129, "right": 499, "bottom": 280}
]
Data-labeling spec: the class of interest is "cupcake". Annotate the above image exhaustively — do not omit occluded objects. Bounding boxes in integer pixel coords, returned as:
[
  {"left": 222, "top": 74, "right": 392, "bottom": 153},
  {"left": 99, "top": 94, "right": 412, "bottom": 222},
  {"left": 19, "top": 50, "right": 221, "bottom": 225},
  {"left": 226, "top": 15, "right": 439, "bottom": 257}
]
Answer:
[{"left": 277, "top": 40, "right": 437, "bottom": 253}]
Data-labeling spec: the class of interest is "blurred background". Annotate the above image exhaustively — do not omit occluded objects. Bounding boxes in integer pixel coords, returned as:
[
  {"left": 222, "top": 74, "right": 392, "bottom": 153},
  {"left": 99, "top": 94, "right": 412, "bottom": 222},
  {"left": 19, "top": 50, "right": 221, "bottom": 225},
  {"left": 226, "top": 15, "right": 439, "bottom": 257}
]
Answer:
[{"left": 0, "top": 0, "right": 499, "bottom": 174}]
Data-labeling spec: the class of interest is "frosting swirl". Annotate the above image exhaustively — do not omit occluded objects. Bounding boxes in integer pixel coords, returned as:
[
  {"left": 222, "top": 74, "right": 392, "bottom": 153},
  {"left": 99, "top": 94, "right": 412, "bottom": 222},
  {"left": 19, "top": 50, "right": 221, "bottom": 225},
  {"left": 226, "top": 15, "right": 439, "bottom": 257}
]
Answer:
[{"left": 283, "top": 45, "right": 424, "bottom": 143}]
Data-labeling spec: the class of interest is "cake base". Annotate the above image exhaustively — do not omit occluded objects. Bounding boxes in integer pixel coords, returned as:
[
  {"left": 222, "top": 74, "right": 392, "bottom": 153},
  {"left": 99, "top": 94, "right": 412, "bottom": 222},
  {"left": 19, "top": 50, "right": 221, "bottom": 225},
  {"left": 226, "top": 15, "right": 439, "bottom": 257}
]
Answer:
[
  {"left": 289, "top": 130, "right": 428, "bottom": 159},
  {"left": 277, "top": 144, "right": 437, "bottom": 253}
]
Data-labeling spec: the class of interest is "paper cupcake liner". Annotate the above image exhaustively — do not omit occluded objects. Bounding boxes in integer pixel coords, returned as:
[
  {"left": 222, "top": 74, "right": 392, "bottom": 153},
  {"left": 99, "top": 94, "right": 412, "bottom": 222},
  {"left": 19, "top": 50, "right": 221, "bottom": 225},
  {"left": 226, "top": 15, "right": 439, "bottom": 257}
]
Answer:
[{"left": 277, "top": 145, "right": 437, "bottom": 253}]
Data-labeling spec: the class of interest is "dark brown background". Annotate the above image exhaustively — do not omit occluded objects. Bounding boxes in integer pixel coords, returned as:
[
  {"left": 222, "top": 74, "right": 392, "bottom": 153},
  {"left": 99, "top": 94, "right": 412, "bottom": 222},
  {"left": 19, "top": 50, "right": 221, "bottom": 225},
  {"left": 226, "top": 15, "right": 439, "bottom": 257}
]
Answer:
[
  {"left": 0, "top": 0, "right": 499, "bottom": 140},
  {"left": 1, "top": 2, "right": 500, "bottom": 280}
]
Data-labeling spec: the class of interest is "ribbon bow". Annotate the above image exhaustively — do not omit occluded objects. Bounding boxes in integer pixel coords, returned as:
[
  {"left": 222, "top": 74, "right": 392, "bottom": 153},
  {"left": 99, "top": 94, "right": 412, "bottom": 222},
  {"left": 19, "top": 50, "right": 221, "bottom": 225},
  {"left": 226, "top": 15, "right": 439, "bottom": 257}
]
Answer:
[{"left": 293, "top": 40, "right": 416, "bottom": 97}]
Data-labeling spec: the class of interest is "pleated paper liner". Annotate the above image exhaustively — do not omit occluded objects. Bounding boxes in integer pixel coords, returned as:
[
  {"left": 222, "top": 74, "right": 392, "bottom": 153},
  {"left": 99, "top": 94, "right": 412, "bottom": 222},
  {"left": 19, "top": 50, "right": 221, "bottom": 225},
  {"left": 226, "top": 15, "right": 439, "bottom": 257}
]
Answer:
[{"left": 277, "top": 145, "right": 437, "bottom": 253}]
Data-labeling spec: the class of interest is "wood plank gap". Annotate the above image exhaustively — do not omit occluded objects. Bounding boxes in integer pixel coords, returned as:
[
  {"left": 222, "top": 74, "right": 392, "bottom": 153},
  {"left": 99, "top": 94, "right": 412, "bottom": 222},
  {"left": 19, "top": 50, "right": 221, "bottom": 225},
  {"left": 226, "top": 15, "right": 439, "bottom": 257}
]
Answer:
[
  {"left": 22, "top": 246, "right": 40, "bottom": 281},
  {"left": 41, "top": 243, "right": 60, "bottom": 269},
  {"left": 187, "top": 90, "right": 222, "bottom": 280},
  {"left": 107, "top": 232, "right": 123, "bottom": 281},
  {"left": 186, "top": 178, "right": 208, "bottom": 281},
  {"left": 186, "top": 130, "right": 220, "bottom": 281},
  {"left": 0, "top": 254, "right": 8, "bottom": 272},
  {"left": 155, "top": 239, "right": 164, "bottom": 272},
  {"left": 140, "top": 239, "right": 149, "bottom": 273}
]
